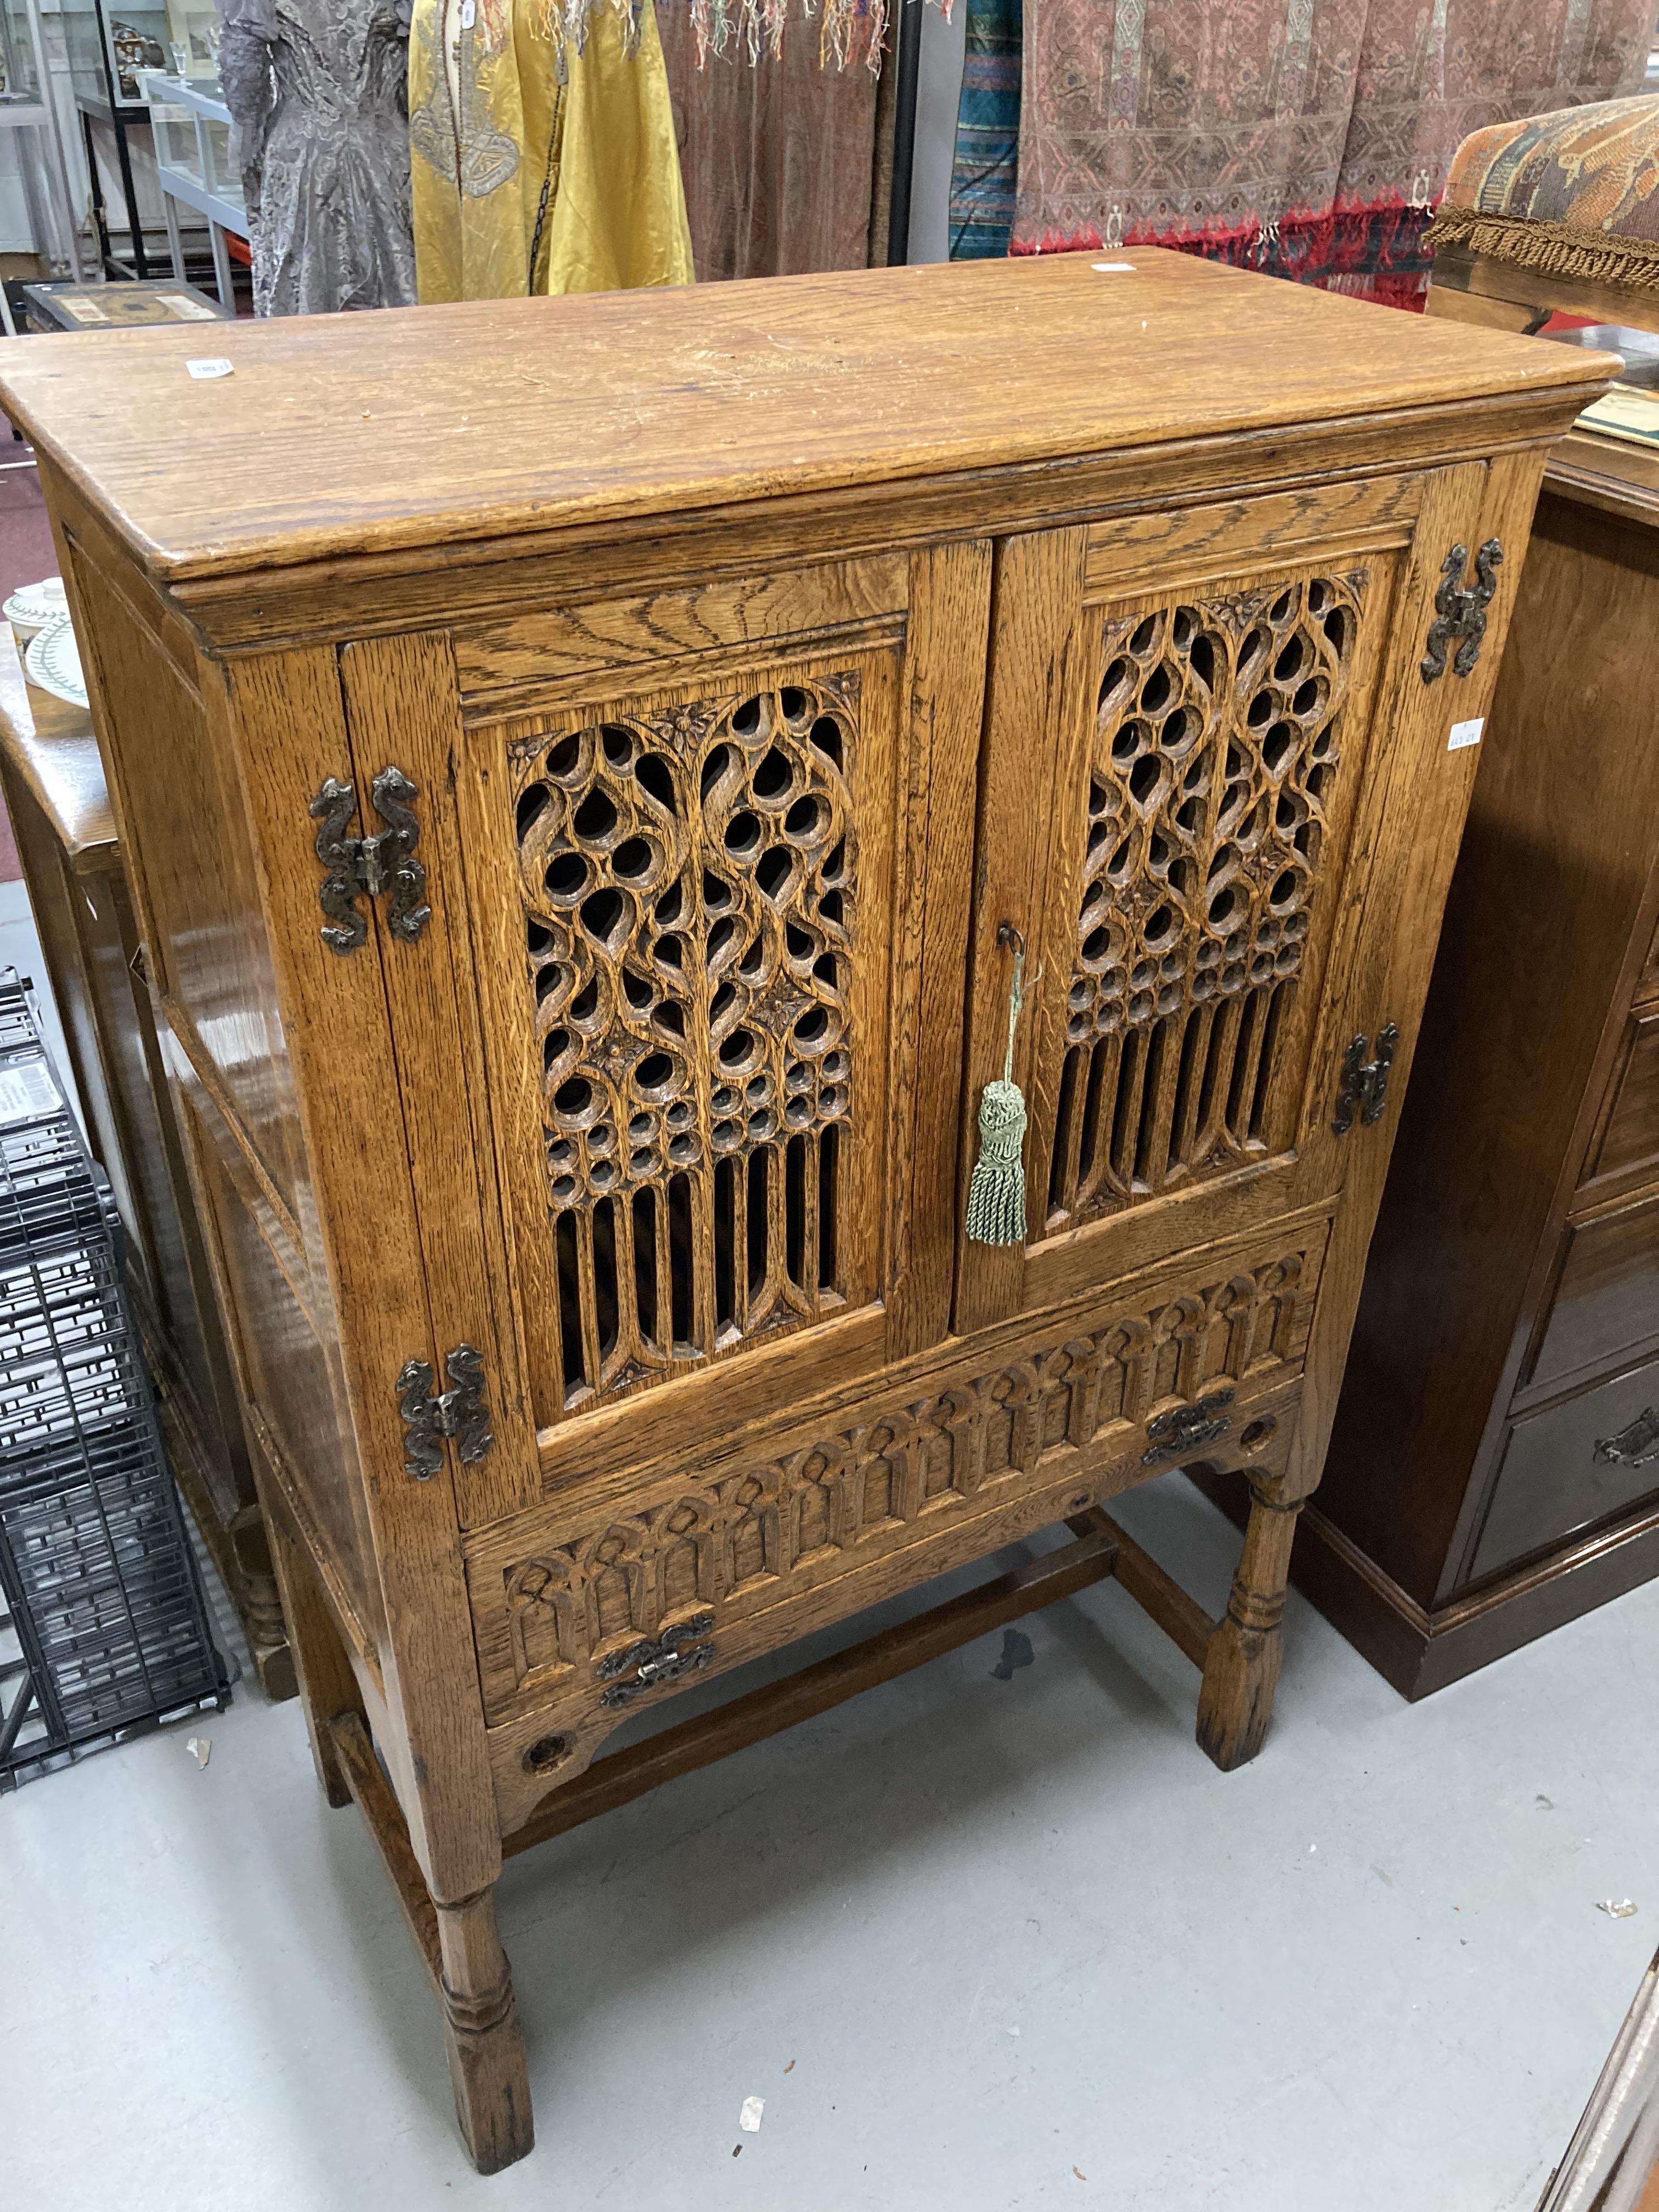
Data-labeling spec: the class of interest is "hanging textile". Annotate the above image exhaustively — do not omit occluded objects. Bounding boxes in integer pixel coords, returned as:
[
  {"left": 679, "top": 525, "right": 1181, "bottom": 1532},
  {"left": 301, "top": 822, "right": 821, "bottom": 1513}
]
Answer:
[
  {"left": 1003, "top": 0, "right": 1651, "bottom": 304},
  {"left": 408, "top": 0, "right": 693, "bottom": 302},
  {"left": 218, "top": 0, "right": 417, "bottom": 315},
  {"left": 946, "top": 0, "right": 1020, "bottom": 259},
  {"left": 1325, "top": 0, "right": 1654, "bottom": 303},
  {"left": 659, "top": 9, "right": 879, "bottom": 277}
]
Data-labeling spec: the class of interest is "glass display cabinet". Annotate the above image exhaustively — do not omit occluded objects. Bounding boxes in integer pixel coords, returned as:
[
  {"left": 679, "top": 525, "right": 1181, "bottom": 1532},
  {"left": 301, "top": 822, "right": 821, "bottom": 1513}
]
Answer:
[
  {"left": 137, "top": 67, "right": 242, "bottom": 305},
  {"left": 0, "top": 0, "right": 86, "bottom": 284}
]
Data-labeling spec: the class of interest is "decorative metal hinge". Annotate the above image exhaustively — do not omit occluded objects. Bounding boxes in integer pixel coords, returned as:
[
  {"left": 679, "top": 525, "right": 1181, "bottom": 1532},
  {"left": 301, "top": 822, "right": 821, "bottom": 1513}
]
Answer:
[
  {"left": 1333, "top": 1022, "right": 1400, "bottom": 1135},
  {"left": 310, "top": 765, "right": 432, "bottom": 954},
  {"left": 1143, "top": 1389, "right": 1234, "bottom": 1466},
  {"left": 596, "top": 1611, "right": 716, "bottom": 1707},
  {"left": 1594, "top": 1408, "right": 1659, "bottom": 1470},
  {"left": 1420, "top": 538, "right": 1503, "bottom": 683},
  {"left": 395, "top": 1344, "right": 493, "bottom": 1479}
]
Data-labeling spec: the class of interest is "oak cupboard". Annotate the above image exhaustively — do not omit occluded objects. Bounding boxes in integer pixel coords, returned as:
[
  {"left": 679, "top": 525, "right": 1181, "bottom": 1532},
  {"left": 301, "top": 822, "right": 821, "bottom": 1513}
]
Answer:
[{"left": 0, "top": 252, "right": 1604, "bottom": 2171}]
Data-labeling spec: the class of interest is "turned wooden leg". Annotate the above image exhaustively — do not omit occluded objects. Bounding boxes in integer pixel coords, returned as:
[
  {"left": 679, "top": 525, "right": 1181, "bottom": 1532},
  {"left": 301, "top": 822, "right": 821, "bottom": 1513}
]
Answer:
[
  {"left": 1196, "top": 1480, "right": 1305, "bottom": 1773},
  {"left": 261, "top": 1481, "right": 365, "bottom": 1808},
  {"left": 436, "top": 1888, "right": 535, "bottom": 2175}
]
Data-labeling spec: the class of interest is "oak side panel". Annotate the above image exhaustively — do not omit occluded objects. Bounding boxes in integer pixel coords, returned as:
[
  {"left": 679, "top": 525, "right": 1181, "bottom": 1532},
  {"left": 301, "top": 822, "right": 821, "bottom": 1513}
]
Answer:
[
  {"left": 179, "top": 1063, "right": 383, "bottom": 1649},
  {"left": 57, "top": 529, "right": 309, "bottom": 1234}
]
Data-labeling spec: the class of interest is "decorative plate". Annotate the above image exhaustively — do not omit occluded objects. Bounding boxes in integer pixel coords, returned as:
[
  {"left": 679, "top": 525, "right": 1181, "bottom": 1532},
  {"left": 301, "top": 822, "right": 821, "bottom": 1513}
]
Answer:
[{"left": 24, "top": 613, "right": 88, "bottom": 708}]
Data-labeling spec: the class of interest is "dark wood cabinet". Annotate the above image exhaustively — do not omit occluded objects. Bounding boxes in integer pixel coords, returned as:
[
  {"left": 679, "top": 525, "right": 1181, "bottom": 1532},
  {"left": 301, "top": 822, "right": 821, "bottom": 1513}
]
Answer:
[
  {"left": 1274, "top": 426, "right": 1659, "bottom": 1696},
  {"left": 0, "top": 637, "right": 292, "bottom": 1696}
]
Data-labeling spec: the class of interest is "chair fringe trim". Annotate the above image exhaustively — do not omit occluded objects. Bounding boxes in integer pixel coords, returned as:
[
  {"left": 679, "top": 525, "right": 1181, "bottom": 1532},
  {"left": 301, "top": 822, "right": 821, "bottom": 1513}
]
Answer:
[{"left": 1427, "top": 206, "right": 1659, "bottom": 296}]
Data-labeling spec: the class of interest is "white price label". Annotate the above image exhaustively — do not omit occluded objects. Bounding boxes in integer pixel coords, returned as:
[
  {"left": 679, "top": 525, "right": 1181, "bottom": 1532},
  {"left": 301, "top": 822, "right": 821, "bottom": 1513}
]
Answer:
[
  {"left": 0, "top": 1059, "right": 59, "bottom": 1126},
  {"left": 158, "top": 292, "right": 220, "bottom": 321},
  {"left": 1448, "top": 717, "right": 1483, "bottom": 752},
  {"left": 185, "top": 356, "right": 234, "bottom": 380}
]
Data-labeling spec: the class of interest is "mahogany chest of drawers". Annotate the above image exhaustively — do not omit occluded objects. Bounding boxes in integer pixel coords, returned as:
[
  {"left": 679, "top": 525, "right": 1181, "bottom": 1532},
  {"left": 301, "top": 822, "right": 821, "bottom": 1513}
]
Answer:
[{"left": 0, "top": 253, "right": 1601, "bottom": 2169}]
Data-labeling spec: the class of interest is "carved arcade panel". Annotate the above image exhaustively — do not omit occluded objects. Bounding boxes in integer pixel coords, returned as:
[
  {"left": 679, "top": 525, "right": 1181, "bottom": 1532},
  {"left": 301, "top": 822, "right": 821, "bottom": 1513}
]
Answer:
[
  {"left": 510, "top": 674, "right": 860, "bottom": 1412},
  {"left": 1048, "top": 571, "right": 1368, "bottom": 1232},
  {"left": 474, "top": 1232, "right": 1323, "bottom": 1712}
]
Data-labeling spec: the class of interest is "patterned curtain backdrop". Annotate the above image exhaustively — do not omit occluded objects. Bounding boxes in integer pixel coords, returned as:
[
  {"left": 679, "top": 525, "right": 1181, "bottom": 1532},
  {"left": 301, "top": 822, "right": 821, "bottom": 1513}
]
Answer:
[{"left": 989, "top": 0, "right": 1651, "bottom": 301}]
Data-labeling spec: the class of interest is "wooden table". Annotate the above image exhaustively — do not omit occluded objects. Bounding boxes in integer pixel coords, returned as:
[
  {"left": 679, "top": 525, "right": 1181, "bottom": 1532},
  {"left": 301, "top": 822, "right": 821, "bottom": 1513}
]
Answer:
[
  {"left": 0, "top": 251, "right": 1604, "bottom": 2170},
  {"left": 0, "top": 630, "right": 291, "bottom": 1695}
]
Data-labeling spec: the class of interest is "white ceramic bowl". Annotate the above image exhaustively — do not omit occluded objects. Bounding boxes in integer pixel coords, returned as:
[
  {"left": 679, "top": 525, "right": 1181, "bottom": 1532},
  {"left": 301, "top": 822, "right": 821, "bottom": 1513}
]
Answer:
[{"left": 4, "top": 575, "right": 67, "bottom": 648}]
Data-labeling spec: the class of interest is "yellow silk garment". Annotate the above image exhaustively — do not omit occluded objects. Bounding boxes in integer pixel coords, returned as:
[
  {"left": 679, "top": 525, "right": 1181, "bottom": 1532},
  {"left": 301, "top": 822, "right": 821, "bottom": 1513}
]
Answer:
[{"left": 409, "top": 0, "right": 694, "bottom": 302}]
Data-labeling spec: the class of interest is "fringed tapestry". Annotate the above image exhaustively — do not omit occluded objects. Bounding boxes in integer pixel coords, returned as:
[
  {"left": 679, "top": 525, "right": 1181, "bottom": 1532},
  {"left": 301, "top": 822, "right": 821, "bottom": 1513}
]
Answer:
[{"left": 1006, "top": 0, "right": 1652, "bottom": 307}]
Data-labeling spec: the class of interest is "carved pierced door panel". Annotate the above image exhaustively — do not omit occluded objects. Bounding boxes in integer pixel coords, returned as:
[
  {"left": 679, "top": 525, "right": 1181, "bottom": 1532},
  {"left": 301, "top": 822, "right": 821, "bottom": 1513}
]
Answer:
[
  {"left": 450, "top": 637, "right": 912, "bottom": 1492},
  {"left": 957, "top": 477, "right": 1495, "bottom": 1340}
]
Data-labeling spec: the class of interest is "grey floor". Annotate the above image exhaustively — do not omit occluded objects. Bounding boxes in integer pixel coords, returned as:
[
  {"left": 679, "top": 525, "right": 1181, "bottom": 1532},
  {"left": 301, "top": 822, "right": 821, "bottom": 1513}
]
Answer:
[{"left": 4, "top": 1470, "right": 1657, "bottom": 2212}]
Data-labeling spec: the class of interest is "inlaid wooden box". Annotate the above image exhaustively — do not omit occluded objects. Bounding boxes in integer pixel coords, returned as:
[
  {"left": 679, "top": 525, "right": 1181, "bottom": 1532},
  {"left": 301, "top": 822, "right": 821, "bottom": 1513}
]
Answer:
[{"left": 0, "top": 253, "right": 1602, "bottom": 2169}]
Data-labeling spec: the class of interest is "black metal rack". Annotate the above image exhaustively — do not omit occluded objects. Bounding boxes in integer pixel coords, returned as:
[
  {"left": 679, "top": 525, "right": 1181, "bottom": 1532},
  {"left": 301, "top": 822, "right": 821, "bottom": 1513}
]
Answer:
[{"left": 0, "top": 972, "right": 228, "bottom": 1788}]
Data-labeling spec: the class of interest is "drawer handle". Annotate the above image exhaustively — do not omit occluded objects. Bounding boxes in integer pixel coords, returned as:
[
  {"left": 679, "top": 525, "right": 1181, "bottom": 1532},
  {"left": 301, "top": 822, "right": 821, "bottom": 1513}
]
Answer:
[
  {"left": 1594, "top": 1408, "right": 1659, "bottom": 1469},
  {"left": 597, "top": 1611, "right": 716, "bottom": 1708},
  {"left": 1143, "top": 1389, "right": 1234, "bottom": 1466}
]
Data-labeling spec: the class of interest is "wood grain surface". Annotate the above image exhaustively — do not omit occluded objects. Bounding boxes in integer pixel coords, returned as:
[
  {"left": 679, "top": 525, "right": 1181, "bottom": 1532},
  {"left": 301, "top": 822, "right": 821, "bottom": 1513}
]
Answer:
[{"left": 0, "top": 252, "right": 1604, "bottom": 585}]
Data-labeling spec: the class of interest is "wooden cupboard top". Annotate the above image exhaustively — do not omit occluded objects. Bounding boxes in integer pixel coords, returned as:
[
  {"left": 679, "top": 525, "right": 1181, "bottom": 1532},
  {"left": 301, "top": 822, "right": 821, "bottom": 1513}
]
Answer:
[
  {"left": 0, "top": 250, "right": 1605, "bottom": 588},
  {"left": 0, "top": 629, "right": 116, "bottom": 869}
]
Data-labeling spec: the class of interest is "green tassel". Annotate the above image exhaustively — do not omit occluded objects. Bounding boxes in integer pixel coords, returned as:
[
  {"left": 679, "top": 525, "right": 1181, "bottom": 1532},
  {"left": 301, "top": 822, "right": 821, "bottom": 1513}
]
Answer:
[
  {"left": 966, "top": 1077, "right": 1028, "bottom": 1245},
  {"left": 967, "top": 924, "right": 1039, "bottom": 1248}
]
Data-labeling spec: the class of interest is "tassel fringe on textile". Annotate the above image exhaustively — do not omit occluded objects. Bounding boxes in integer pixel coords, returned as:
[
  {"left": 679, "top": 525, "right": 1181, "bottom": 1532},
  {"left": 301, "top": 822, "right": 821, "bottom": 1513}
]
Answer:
[
  {"left": 560, "top": 0, "right": 950, "bottom": 69},
  {"left": 1425, "top": 205, "right": 1659, "bottom": 297}
]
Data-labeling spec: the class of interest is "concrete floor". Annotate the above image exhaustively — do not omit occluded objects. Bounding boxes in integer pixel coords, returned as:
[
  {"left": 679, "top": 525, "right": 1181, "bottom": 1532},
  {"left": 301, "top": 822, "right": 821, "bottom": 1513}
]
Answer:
[{"left": 4, "top": 1472, "right": 1656, "bottom": 2212}]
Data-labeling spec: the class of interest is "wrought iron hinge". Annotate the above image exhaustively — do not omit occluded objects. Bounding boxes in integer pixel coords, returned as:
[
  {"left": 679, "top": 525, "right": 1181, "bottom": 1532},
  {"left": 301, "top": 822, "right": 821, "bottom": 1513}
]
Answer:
[
  {"left": 1594, "top": 1408, "right": 1659, "bottom": 1469},
  {"left": 395, "top": 1344, "right": 493, "bottom": 1479},
  {"left": 310, "top": 765, "right": 432, "bottom": 954},
  {"left": 1420, "top": 538, "right": 1503, "bottom": 682},
  {"left": 596, "top": 1611, "right": 716, "bottom": 1707},
  {"left": 1333, "top": 1022, "right": 1400, "bottom": 1135},
  {"left": 1143, "top": 1389, "right": 1234, "bottom": 1466}
]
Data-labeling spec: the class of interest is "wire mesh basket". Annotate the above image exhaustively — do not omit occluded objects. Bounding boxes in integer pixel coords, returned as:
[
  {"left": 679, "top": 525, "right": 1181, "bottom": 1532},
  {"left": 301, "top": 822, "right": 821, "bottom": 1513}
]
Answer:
[{"left": 0, "top": 972, "right": 228, "bottom": 1788}]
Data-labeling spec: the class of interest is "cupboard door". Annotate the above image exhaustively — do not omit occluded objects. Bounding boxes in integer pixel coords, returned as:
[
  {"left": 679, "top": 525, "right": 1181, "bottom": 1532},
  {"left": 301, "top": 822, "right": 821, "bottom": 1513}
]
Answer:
[
  {"left": 345, "top": 550, "right": 990, "bottom": 1522},
  {"left": 955, "top": 465, "right": 1539, "bottom": 1447}
]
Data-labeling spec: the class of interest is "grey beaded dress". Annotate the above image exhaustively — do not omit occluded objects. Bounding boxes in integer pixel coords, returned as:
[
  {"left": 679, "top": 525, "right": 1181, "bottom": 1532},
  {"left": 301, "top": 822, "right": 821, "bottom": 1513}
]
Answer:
[{"left": 217, "top": 0, "right": 418, "bottom": 314}]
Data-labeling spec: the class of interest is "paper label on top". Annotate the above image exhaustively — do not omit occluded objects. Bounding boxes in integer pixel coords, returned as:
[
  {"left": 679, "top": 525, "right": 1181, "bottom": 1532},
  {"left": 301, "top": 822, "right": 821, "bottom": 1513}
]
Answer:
[
  {"left": 157, "top": 292, "right": 219, "bottom": 321},
  {"left": 59, "top": 297, "right": 108, "bottom": 323},
  {"left": 1448, "top": 717, "right": 1483, "bottom": 752},
  {"left": 185, "top": 357, "right": 234, "bottom": 379},
  {"left": 0, "top": 1059, "right": 59, "bottom": 1126}
]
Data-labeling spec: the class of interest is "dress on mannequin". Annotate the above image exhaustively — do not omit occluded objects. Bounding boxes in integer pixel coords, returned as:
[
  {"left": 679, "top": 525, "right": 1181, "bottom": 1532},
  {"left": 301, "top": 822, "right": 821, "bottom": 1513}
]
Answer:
[
  {"left": 217, "top": 0, "right": 418, "bottom": 314},
  {"left": 408, "top": 0, "right": 692, "bottom": 300}
]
